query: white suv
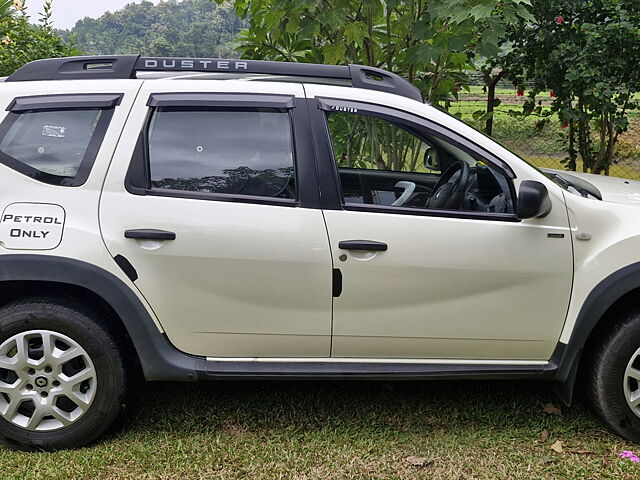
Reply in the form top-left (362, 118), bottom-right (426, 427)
top-left (1, 55), bottom-right (640, 450)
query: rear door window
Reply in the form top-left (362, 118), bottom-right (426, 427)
top-left (147, 107), bottom-right (296, 200)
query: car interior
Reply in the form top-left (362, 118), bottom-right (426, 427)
top-left (328, 112), bottom-right (515, 214)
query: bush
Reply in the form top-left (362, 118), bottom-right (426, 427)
top-left (0, 1), bottom-right (78, 77)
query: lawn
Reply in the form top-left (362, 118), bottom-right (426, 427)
top-left (1, 380), bottom-right (639, 479)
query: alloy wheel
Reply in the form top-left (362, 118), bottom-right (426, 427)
top-left (0, 330), bottom-right (97, 431)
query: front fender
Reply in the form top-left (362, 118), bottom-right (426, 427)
top-left (552, 261), bottom-right (640, 403)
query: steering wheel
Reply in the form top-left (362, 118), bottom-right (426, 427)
top-left (425, 160), bottom-right (470, 209)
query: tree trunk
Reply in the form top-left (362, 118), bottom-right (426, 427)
top-left (483, 70), bottom-right (504, 137)
top-left (567, 121), bottom-right (577, 171)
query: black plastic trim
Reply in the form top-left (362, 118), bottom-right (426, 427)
top-left (143, 188), bottom-right (300, 207)
top-left (332, 268), bottom-right (342, 297)
top-left (338, 240), bottom-right (388, 251)
top-left (305, 98), bottom-right (343, 210)
top-left (113, 254), bottom-right (138, 282)
top-left (551, 171), bottom-right (603, 201)
top-left (6, 55), bottom-right (140, 82)
top-left (124, 131), bottom-right (149, 195)
top-left (349, 65), bottom-right (423, 102)
top-left (147, 92), bottom-right (294, 109)
top-left (7, 93), bottom-right (123, 112)
top-left (517, 180), bottom-right (552, 219)
top-left (293, 97), bottom-right (323, 209)
top-left (124, 229), bottom-right (176, 241)
top-left (5, 55), bottom-right (139, 82)
top-left (342, 203), bottom-right (520, 222)
top-left (552, 262), bottom-right (640, 389)
top-left (199, 361), bottom-right (556, 380)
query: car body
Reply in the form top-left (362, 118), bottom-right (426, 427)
top-left (1, 55), bottom-right (640, 449)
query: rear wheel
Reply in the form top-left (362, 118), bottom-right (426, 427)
top-left (0, 298), bottom-right (128, 450)
top-left (589, 309), bottom-right (640, 443)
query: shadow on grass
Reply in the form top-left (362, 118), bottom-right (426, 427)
top-left (115, 379), bottom-right (601, 442)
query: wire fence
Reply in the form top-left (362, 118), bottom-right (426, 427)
top-left (449, 84), bottom-right (640, 180)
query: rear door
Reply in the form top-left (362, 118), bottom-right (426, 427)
top-left (100, 81), bottom-right (333, 357)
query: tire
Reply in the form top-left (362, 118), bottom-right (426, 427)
top-left (589, 308), bottom-right (640, 443)
top-left (0, 297), bottom-right (128, 451)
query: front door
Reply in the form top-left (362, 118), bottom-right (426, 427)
top-left (313, 95), bottom-right (573, 360)
top-left (100, 83), bottom-right (332, 358)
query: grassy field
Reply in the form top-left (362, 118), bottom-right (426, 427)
top-left (1, 380), bottom-right (639, 479)
top-left (462, 86), bottom-right (640, 102)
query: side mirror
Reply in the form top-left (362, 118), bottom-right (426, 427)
top-left (423, 147), bottom-right (440, 172)
top-left (517, 180), bottom-right (552, 219)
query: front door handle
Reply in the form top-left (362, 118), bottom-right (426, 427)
top-left (338, 240), bottom-right (388, 251)
top-left (124, 229), bottom-right (176, 241)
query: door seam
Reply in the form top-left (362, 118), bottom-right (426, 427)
top-left (320, 209), bottom-right (336, 357)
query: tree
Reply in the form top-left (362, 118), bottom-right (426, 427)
top-left (474, 57), bottom-right (506, 136)
top-left (66, 0), bottom-right (245, 58)
top-left (505, 0), bottom-right (640, 175)
top-left (213, 0), bottom-right (534, 174)
top-left (0, 0), bottom-right (16, 20)
top-left (0, 1), bottom-right (78, 77)
top-left (216, 0), bottom-right (535, 105)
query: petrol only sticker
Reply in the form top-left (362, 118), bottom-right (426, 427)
top-left (0, 203), bottom-right (65, 250)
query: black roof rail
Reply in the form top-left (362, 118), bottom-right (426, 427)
top-left (6, 55), bottom-right (424, 103)
top-left (6, 55), bottom-right (140, 82)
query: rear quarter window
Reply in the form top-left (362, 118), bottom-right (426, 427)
top-left (0, 103), bottom-right (115, 187)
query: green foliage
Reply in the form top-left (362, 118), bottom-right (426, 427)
top-left (0, 0), bottom-right (16, 20)
top-left (0, 1), bottom-right (77, 77)
top-left (216, 0), bottom-right (535, 105)
top-left (505, 0), bottom-right (640, 174)
top-left (65, 0), bottom-right (246, 57)
top-left (328, 113), bottom-right (426, 172)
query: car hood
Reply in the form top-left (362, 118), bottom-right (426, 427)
top-left (547, 169), bottom-right (640, 205)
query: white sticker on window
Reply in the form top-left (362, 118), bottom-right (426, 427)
top-left (41, 125), bottom-right (67, 138)
top-left (0, 203), bottom-right (65, 250)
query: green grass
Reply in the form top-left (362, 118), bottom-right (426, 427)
top-left (463, 86), bottom-right (640, 101)
top-left (1, 380), bottom-right (639, 479)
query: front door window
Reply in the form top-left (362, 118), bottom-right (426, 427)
top-left (326, 111), bottom-right (514, 214)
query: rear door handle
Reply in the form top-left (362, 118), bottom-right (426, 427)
top-left (338, 240), bottom-right (388, 251)
top-left (124, 229), bottom-right (176, 241)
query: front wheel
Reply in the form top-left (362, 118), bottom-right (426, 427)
top-left (589, 309), bottom-right (640, 443)
top-left (0, 298), bottom-right (128, 450)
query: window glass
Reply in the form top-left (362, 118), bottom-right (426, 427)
top-left (326, 112), bottom-right (514, 214)
top-left (148, 108), bottom-right (296, 199)
top-left (0, 109), bottom-right (103, 184)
